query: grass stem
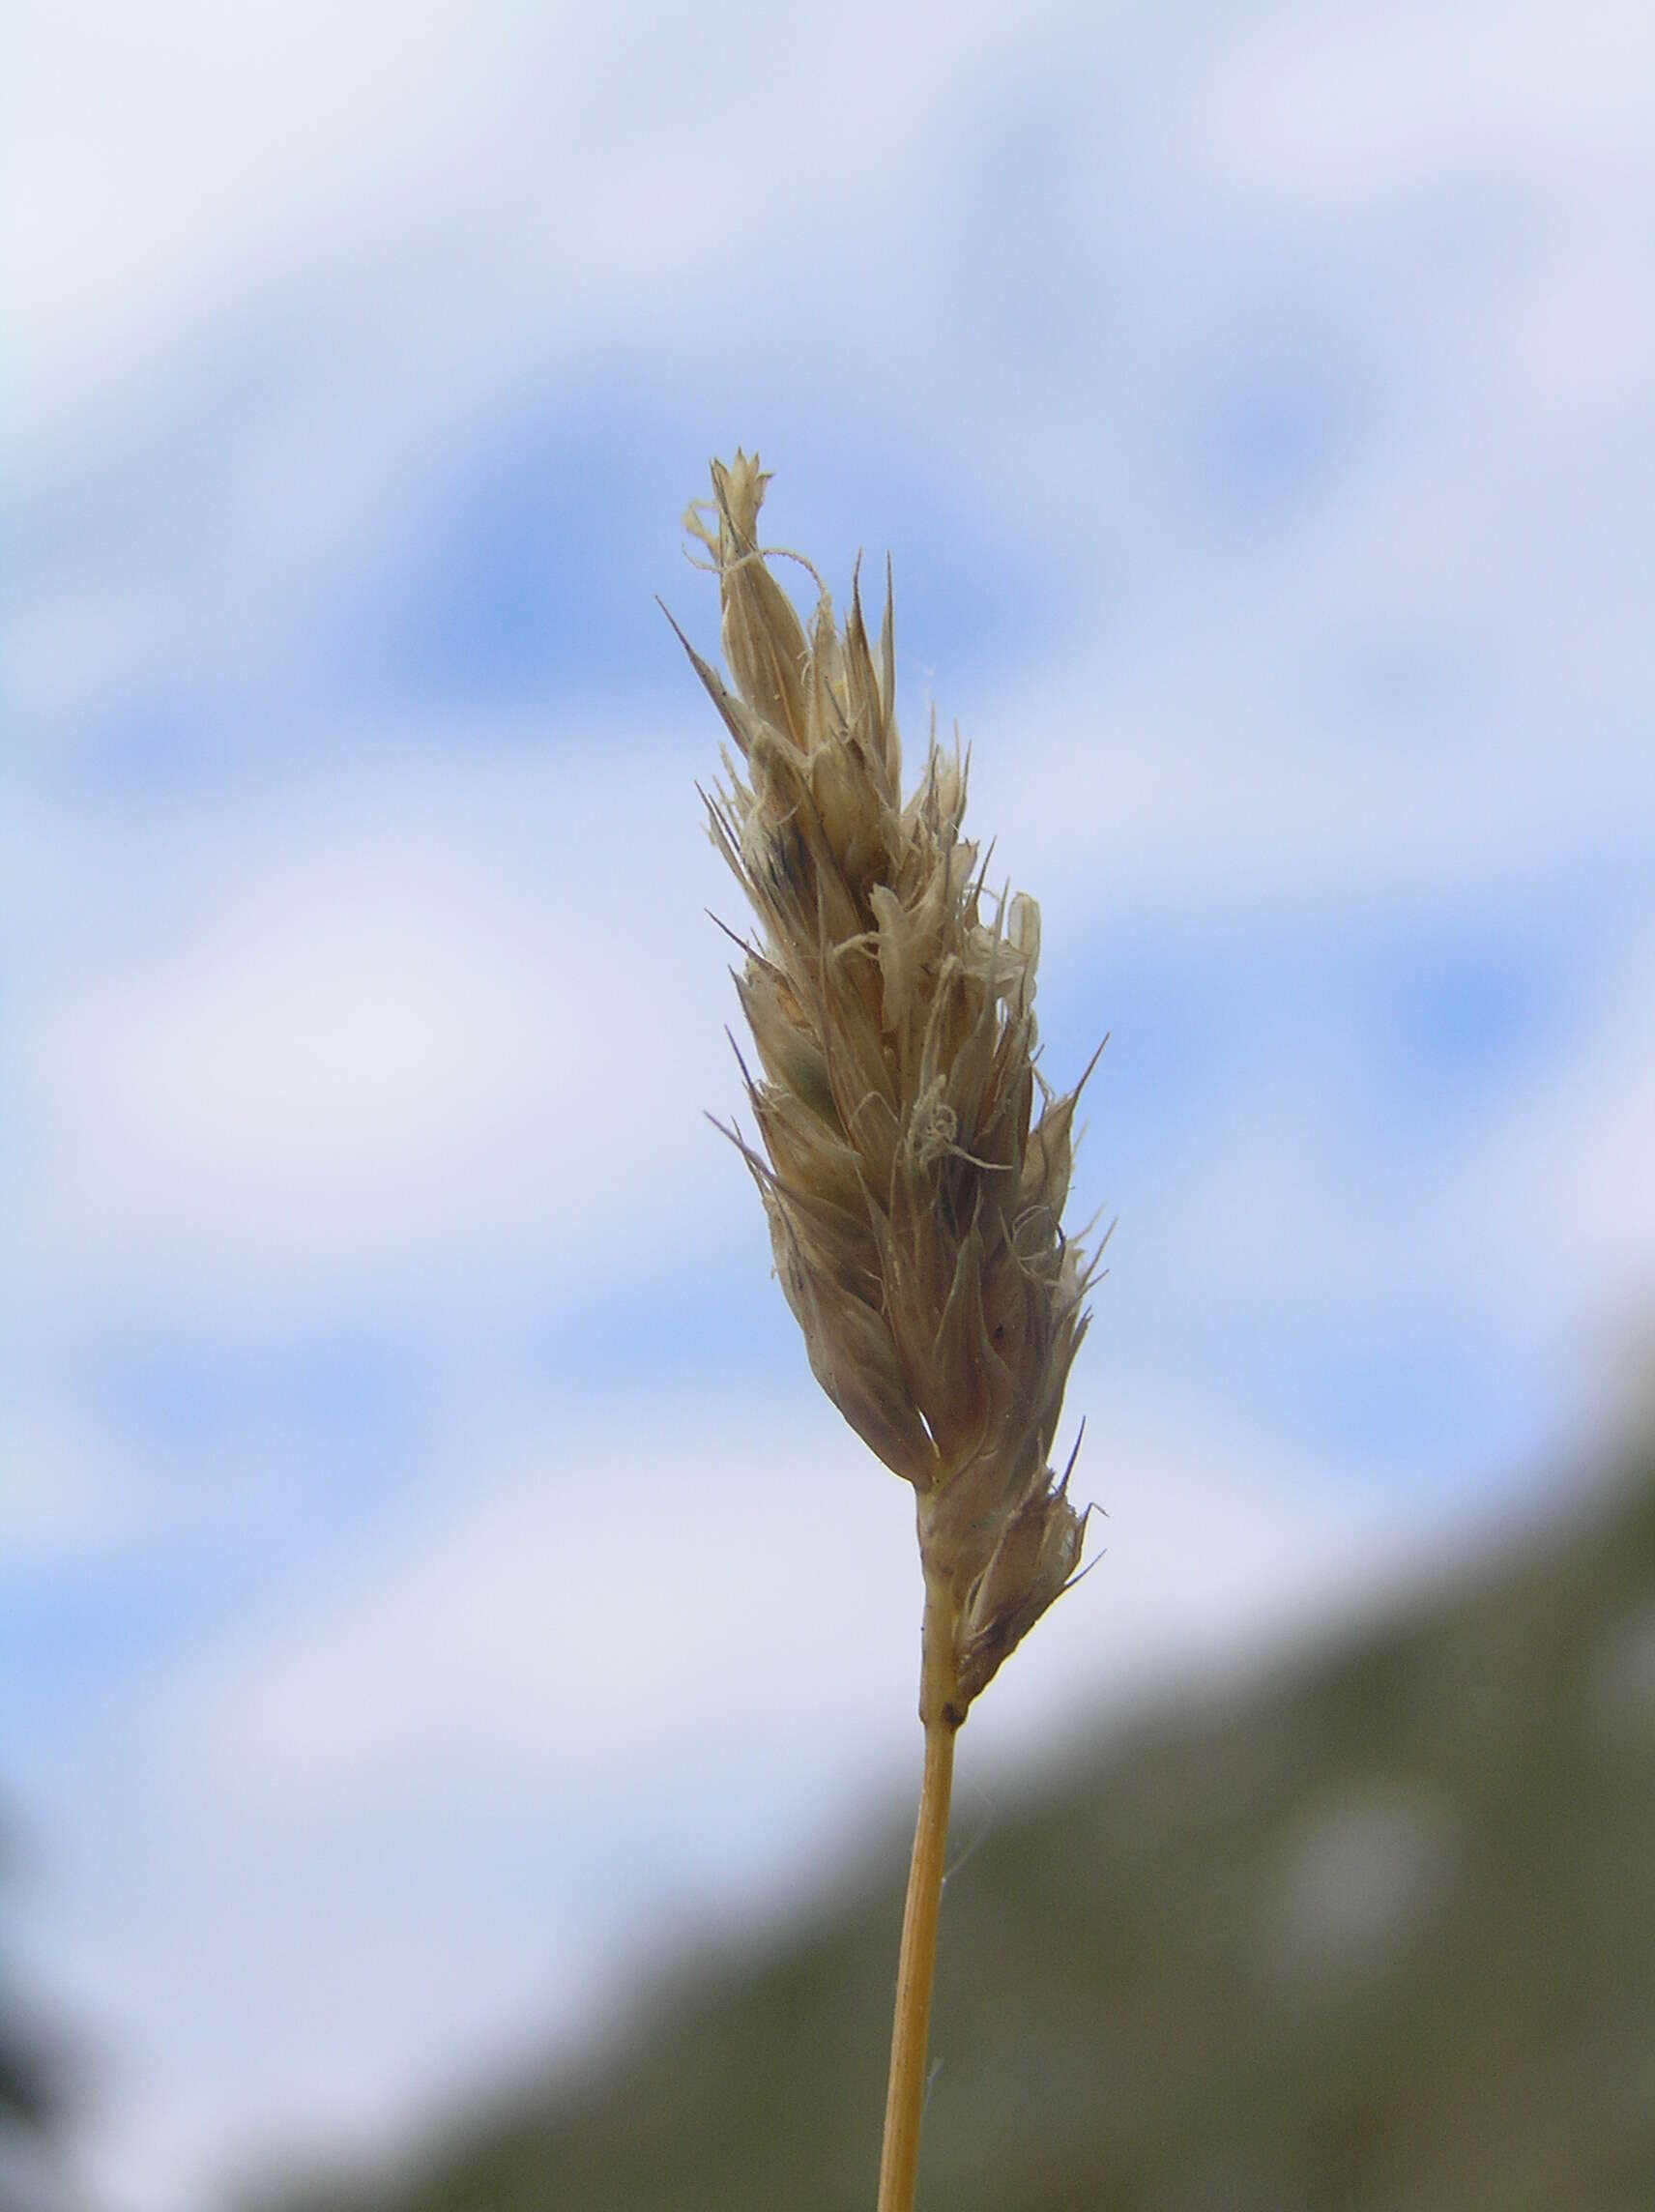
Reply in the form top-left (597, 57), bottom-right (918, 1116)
top-left (876, 1710), bottom-right (957, 2212)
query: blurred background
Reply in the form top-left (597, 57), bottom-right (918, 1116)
top-left (5, 2), bottom-right (1653, 2207)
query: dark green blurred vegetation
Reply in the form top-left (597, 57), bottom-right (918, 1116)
top-left (2, 1818), bottom-right (75, 2212)
top-left (253, 1435), bottom-right (1655, 2212)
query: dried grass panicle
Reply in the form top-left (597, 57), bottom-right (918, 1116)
top-left (680, 451), bottom-right (1100, 1725)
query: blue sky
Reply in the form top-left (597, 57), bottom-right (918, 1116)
top-left (6, 2), bottom-right (1654, 2205)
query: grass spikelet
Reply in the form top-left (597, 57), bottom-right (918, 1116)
top-left (675, 451), bottom-right (1103, 2211)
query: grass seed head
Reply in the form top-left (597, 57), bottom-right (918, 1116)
top-left (681, 451), bottom-right (1099, 1722)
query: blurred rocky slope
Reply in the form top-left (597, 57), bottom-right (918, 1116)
top-left (250, 1432), bottom-right (1655, 2212)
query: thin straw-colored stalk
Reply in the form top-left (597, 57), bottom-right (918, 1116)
top-left (878, 1724), bottom-right (955, 2212)
top-left (877, 1577), bottom-right (959, 2212)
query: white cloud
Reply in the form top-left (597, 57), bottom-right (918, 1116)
top-left (1183, 0), bottom-right (1654, 220)
top-left (184, 1393), bottom-right (918, 1810)
top-left (11, 732), bottom-right (746, 1322)
top-left (1448, 917), bottom-right (1655, 1325)
top-left (6, 0), bottom-right (1023, 531)
top-left (6, 0), bottom-right (570, 458)
top-left (0, 1403), bottom-right (132, 1560)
